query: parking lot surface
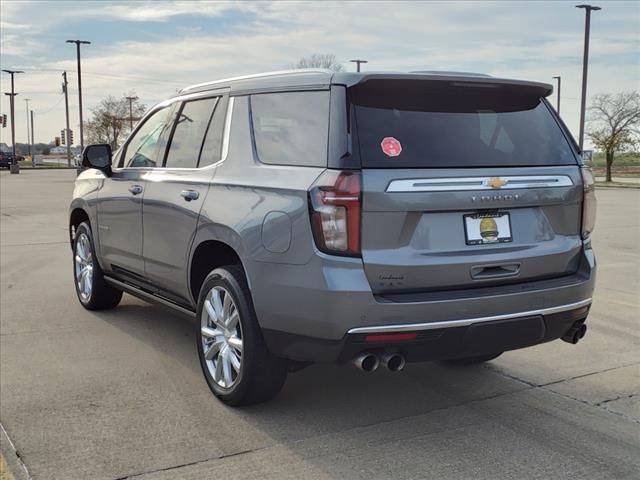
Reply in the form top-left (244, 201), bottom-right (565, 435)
top-left (1, 169), bottom-right (639, 480)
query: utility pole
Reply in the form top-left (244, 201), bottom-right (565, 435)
top-left (62, 71), bottom-right (72, 167)
top-left (66, 39), bottom-right (91, 151)
top-left (1, 69), bottom-right (24, 159)
top-left (30, 110), bottom-right (34, 149)
top-left (125, 96), bottom-right (138, 130)
top-left (576, 4), bottom-right (601, 149)
top-left (30, 110), bottom-right (35, 166)
top-left (349, 59), bottom-right (368, 72)
top-left (24, 98), bottom-right (31, 156)
top-left (552, 76), bottom-right (561, 115)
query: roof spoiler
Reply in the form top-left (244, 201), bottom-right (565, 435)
top-left (339, 73), bottom-right (553, 98)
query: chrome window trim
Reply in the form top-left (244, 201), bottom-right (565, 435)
top-left (114, 97), bottom-right (234, 173)
top-left (386, 175), bottom-right (574, 193)
top-left (347, 298), bottom-right (592, 334)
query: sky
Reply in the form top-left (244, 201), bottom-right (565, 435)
top-left (1, 0), bottom-right (638, 148)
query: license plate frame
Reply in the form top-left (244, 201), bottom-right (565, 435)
top-left (463, 212), bottom-right (513, 246)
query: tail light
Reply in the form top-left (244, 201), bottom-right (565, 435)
top-left (309, 170), bottom-right (361, 256)
top-left (581, 167), bottom-right (597, 239)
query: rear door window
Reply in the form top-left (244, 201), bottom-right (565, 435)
top-left (351, 83), bottom-right (577, 168)
top-left (250, 91), bottom-right (329, 167)
top-left (199, 96), bottom-right (228, 167)
top-left (165, 98), bottom-right (217, 169)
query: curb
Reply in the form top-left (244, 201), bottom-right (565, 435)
top-left (0, 424), bottom-right (31, 480)
top-left (595, 183), bottom-right (640, 190)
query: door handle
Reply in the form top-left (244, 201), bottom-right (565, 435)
top-left (128, 184), bottom-right (143, 195)
top-left (180, 189), bottom-right (200, 201)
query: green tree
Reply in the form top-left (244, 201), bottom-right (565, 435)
top-left (587, 92), bottom-right (640, 182)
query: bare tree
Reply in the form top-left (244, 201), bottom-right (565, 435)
top-left (587, 92), bottom-right (640, 182)
top-left (295, 53), bottom-right (343, 72)
top-left (85, 94), bottom-right (146, 150)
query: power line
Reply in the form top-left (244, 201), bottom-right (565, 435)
top-left (33, 96), bottom-right (64, 114)
top-left (9, 66), bottom-right (183, 87)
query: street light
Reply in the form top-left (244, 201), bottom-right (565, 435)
top-left (552, 76), bottom-right (561, 115)
top-left (576, 4), bottom-right (601, 149)
top-left (24, 98), bottom-right (31, 156)
top-left (1, 69), bottom-right (24, 159)
top-left (66, 39), bottom-right (91, 150)
top-left (349, 59), bottom-right (368, 72)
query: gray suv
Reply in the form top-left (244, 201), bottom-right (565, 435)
top-left (70, 70), bottom-right (596, 405)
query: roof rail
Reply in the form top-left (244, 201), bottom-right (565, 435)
top-left (180, 69), bottom-right (334, 93)
top-left (409, 70), bottom-right (492, 77)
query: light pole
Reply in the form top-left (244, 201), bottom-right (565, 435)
top-left (125, 96), bottom-right (138, 130)
top-left (24, 98), bottom-right (31, 156)
top-left (349, 59), bottom-right (368, 72)
top-left (62, 71), bottom-right (72, 167)
top-left (66, 39), bottom-right (91, 151)
top-left (552, 76), bottom-right (561, 115)
top-left (576, 4), bottom-right (601, 149)
top-left (1, 69), bottom-right (24, 159)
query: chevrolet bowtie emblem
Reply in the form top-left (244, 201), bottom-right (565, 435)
top-left (487, 177), bottom-right (507, 189)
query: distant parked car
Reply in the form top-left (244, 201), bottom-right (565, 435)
top-left (0, 151), bottom-right (15, 168)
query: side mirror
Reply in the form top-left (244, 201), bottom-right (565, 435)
top-left (82, 144), bottom-right (113, 175)
top-left (581, 149), bottom-right (594, 167)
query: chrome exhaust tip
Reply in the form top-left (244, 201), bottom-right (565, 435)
top-left (353, 353), bottom-right (380, 372)
top-left (381, 353), bottom-right (406, 372)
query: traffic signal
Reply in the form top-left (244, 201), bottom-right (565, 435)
top-left (1, 114), bottom-right (6, 128)
top-left (61, 129), bottom-right (66, 145)
top-left (69, 129), bottom-right (74, 145)
top-left (55, 137), bottom-right (60, 147)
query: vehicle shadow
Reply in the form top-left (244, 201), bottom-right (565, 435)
top-left (94, 296), bottom-right (529, 445)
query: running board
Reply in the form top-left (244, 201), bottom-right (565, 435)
top-left (104, 276), bottom-right (196, 319)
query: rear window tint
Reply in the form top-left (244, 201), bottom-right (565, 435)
top-left (250, 91), bottom-right (329, 167)
top-left (351, 84), bottom-right (577, 168)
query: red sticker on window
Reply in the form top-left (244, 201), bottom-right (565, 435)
top-left (381, 137), bottom-right (402, 157)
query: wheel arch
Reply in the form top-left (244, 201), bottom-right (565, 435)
top-left (189, 238), bottom-right (248, 306)
top-left (69, 205), bottom-right (90, 247)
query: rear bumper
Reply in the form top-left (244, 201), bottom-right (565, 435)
top-left (250, 248), bottom-right (596, 362)
top-left (262, 301), bottom-right (591, 363)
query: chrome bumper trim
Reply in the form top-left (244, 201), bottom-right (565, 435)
top-left (347, 298), bottom-right (592, 335)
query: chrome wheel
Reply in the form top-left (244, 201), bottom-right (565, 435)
top-left (201, 286), bottom-right (243, 388)
top-left (74, 232), bottom-right (94, 302)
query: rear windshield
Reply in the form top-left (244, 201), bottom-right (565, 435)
top-left (351, 82), bottom-right (577, 168)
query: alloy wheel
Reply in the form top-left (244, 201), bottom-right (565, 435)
top-left (201, 286), bottom-right (243, 388)
top-left (74, 232), bottom-right (94, 302)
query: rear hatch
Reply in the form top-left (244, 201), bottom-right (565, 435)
top-left (350, 78), bottom-right (583, 294)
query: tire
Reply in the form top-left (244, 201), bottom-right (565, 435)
top-left (73, 222), bottom-right (122, 310)
top-left (442, 352), bottom-right (503, 366)
top-left (196, 265), bottom-right (287, 406)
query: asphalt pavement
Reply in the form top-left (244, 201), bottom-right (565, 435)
top-left (1, 169), bottom-right (638, 480)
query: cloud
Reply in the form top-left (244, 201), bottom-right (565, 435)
top-left (0, 0), bottom-right (637, 145)
top-left (75, 1), bottom-right (257, 22)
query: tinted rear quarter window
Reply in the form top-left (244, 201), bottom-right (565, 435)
top-left (250, 91), bottom-right (329, 167)
top-left (351, 83), bottom-right (577, 168)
